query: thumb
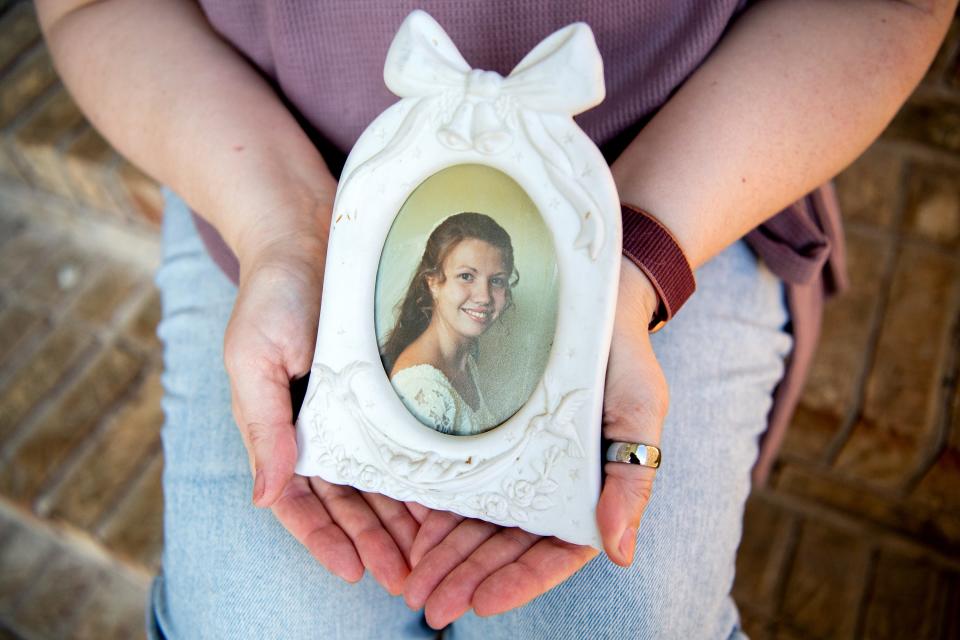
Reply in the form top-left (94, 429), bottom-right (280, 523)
top-left (225, 342), bottom-right (300, 508)
top-left (596, 307), bottom-right (668, 566)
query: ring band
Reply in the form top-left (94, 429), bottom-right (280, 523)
top-left (605, 442), bottom-right (661, 468)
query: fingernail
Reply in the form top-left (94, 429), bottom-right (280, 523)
top-left (618, 527), bottom-right (636, 563)
top-left (252, 468), bottom-right (265, 505)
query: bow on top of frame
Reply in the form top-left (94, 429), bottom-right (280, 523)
top-left (337, 10), bottom-right (609, 259)
top-left (384, 10), bottom-right (605, 154)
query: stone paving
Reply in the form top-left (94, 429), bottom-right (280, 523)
top-left (0, 1), bottom-right (958, 638)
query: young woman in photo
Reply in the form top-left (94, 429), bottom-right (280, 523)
top-left (380, 212), bottom-right (517, 436)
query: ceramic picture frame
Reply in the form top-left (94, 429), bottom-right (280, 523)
top-left (295, 10), bottom-right (621, 547)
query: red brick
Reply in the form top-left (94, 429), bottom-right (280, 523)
top-left (781, 521), bottom-right (871, 639)
top-left (0, 45), bottom-right (57, 128)
top-left (0, 324), bottom-right (91, 444)
top-left (885, 93), bottom-right (960, 154)
top-left (7, 548), bottom-right (106, 638)
top-left (0, 3), bottom-right (40, 72)
top-left (773, 628), bottom-right (806, 640)
top-left (0, 344), bottom-right (143, 502)
top-left (944, 576), bottom-right (960, 639)
top-left (71, 570), bottom-right (147, 640)
top-left (776, 464), bottom-right (906, 530)
top-left (803, 230), bottom-right (891, 414)
top-left (123, 287), bottom-right (161, 351)
top-left (781, 230), bottom-right (892, 462)
top-left (834, 145), bottom-right (901, 228)
top-left (13, 242), bottom-right (94, 306)
top-left (117, 161), bottom-right (163, 227)
top-left (0, 303), bottom-right (47, 365)
top-left (835, 246), bottom-right (959, 487)
top-left (68, 259), bottom-right (144, 327)
top-left (9, 85), bottom-right (87, 199)
top-left (737, 610), bottom-right (772, 640)
top-left (43, 369), bottom-right (163, 529)
top-left (733, 498), bottom-right (794, 615)
top-left (910, 447), bottom-right (960, 548)
top-left (903, 163), bottom-right (960, 249)
top-left (923, 16), bottom-right (959, 88)
top-left (0, 143), bottom-right (25, 181)
top-left (951, 382), bottom-right (960, 450)
top-left (779, 404), bottom-right (841, 463)
top-left (0, 516), bottom-right (55, 605)
top-left (0, 213), bottom-right (26, 248)
top-left (861, 552), bottom-right (950, 640)
top-left (99, 452), bottom-right (163, 569)
top-left (834, 423), bottom-right (926, 489)
top-left (63, 126), bottom-right (129, 217)
top-left (0, 229), bottom-right (54, 285)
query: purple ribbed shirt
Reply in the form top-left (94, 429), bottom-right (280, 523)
top-left (192, 0), bottom-right (847, 485)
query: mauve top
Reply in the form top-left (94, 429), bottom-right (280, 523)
top-left (192, 0), bottom-right (848, 485)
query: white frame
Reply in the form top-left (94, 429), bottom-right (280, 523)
top-left (295, 10), bottom-right (620, 547)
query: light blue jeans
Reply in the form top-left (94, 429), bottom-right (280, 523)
top-left (148, 189), bottom-right (792, 639)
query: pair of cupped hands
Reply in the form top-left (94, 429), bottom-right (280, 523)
top-left (222, 193), bottom-right (667, 630)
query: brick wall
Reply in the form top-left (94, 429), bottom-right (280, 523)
top-left (0, 2), bottom-right (162, 232)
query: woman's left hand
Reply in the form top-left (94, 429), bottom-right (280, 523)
top-left (403, 259), bottom-right (667, 628)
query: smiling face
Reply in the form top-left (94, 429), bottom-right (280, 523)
top-left (427, 238), bottom-right (510, 341)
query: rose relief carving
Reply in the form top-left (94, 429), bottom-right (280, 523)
top-left (306, 361), bottom-right (587, 519)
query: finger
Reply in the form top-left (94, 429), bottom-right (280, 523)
top-left (315, 479), bottom-right (411, 595)
top-left (596, 463), bottom-right (656, 566)
top-left (270, 476), bottom-right (364, 583)
top-left (598, 391), bottom-right (662, 565)
top-left (404, 518), bottom-right (497, 613)
top-left (226, 355), bottom-right (298, 509)
top-left (472, 538), bottom-right (598, 617)
top-left (361, 491), bottom-right (421, 566)
top-left (405, 501), bottom-right (432, 526)
top-left (598, 314), bottom-right (667, 566)
top-left (409, 510), bottom-right (464, 567)
top-left (422, 528), bottom-right (538, 629)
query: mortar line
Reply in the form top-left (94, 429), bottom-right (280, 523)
top-left (0, 336), bottom-right (102, 460)
top-left (768, 511), bottom-right (802, 628)
top-left (32, 349), bottom-right (151, 517)
top-left (875, 137), bottom-right (960, 170)
top-left (0, 308), bottom-right (53, 391)
top-left (823, 157), bottom-right (911, 464)
top-left (0, 258), bottom-right (112, 438)
top-left (753, 488), bottom-right (960, 572)
top-left (0, 26), bottom-right (44, 81)
top-left (901, 282), bottom-right (960, 493)
top-left (91, 437), bottom-right (164, 540)
top-left (851, 547), bottom-right (879, 639)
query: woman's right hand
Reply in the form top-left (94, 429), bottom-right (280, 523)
top-left (222, 201), bottom-right (425, 594)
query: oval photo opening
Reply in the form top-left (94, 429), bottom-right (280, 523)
top-left (374, 164), bottom-right (559, 436)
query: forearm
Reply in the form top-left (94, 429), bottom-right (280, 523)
top-left (612, 0), bottom-right (956, 269)
top-left (36, 0), bottom-right (336, 266)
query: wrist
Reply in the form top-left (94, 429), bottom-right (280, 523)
top-left (619, 203), bottom-right (697, 332)
top-left (618, 257), bottom-right (660, 326)
top-left (229, 172), bottom-right (336, 283)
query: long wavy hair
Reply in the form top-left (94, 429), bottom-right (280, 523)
top-left (380, 212), bottom-right (518, 374)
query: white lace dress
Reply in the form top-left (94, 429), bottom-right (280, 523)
top-left (390, 357), bottom-right (496, 435)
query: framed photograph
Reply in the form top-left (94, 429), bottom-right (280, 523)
top-left (295, 10), bottom-right (621, 547)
